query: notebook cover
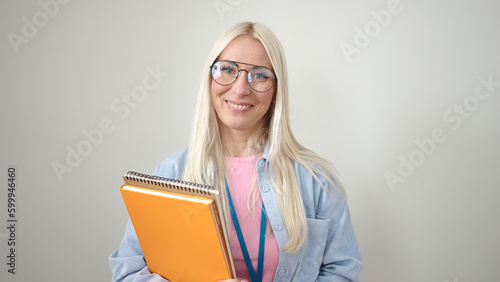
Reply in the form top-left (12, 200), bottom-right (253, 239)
top-left (121, 182), bottom-right (234, 282)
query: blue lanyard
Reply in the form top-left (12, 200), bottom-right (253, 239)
top-left (225, 179), bottom-right (267, 282)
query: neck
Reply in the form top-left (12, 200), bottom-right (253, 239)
top-left (219, 124), bottom-right (262, 157)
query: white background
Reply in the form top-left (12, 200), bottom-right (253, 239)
top-left (1, 0), bottom-right (499, 281)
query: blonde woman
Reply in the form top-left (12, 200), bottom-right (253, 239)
top-left (110, 22), bottom-right (363, 281)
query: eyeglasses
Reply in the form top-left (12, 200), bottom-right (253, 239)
top-left (210, 60), bottom-right (277, 93)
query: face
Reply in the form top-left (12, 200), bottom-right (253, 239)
top-left (211, 35), bottom-right (275, 138)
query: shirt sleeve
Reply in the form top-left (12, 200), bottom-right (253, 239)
top-left (108, 219), bottom-right (170, 282)
top-left (315, 180), bottom-right (363, 281)
top-left (293, 160), bottom-right (363, 281)
top-left (108, 149), bottom-right (188, 282)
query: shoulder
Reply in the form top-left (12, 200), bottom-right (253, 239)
top-left (294, 160), bottom-right (341, 193)
top-left (153, 147), bottom-right (189, 179)
top-left (293, 159), bottom-right (346, 217)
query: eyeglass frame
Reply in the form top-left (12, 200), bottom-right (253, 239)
top-left (209, 60), bottom-right (278, 93)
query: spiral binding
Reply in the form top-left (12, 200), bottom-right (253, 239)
top-left (123, 171), bottom-right (216, 196)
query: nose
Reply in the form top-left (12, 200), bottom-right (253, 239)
top-left (231, 69), bottom-right (251, 96)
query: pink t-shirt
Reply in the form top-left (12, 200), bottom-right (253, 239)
top-left (225, 154), bottom-right (280, 281)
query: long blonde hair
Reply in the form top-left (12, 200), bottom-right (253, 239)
top-left (183, 22), bottom-right (345, 253)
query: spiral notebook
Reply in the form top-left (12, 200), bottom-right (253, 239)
top-left (120, 171), bottom-right (235, 282)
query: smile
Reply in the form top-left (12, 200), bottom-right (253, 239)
top-left (226, 100), bottom-right (253, 109)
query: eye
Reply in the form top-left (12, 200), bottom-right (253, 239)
top-left (249, 66), bottom-right (274, 82)
top-left (218, 61), bottom-right (238, 75)
top-left (221, 65), bottom-right (236, 75)
top-left (251, 72), bottom-right (270, 80)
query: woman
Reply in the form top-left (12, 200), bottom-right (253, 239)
top-left (110, 22), bottom-right (363, 281)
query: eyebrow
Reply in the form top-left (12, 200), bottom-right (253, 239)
top-left (221, 60), bottom-right (272, 70)
top-left (230, 60), bottom-right (261, 67)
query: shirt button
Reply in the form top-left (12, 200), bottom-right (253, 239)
top-left (278, 269), bottom-right (285, 276)
top-left (275, 223), bottom-right (283, 230)
top-left (258, 160), bottom-right (265, 167)
top-left (262, 185), bottom-right (269, 192)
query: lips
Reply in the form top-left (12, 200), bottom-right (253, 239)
top-left (226, 100), bottom-right (253, 110)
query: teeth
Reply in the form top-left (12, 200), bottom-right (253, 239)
top-left (227, 101), bottom-right (252, 109)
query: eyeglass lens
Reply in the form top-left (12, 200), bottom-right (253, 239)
top-left (211, 60), bottom-right (275, 92)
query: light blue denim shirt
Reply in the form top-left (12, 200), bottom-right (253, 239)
top-left (109, 146), bottom-right (363, 281)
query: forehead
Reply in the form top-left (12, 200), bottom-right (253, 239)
top-left (218, 35), bottom-right (273, 70)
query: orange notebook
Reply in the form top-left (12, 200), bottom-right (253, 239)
top-left (120, 171), bottom-right (235, 282)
